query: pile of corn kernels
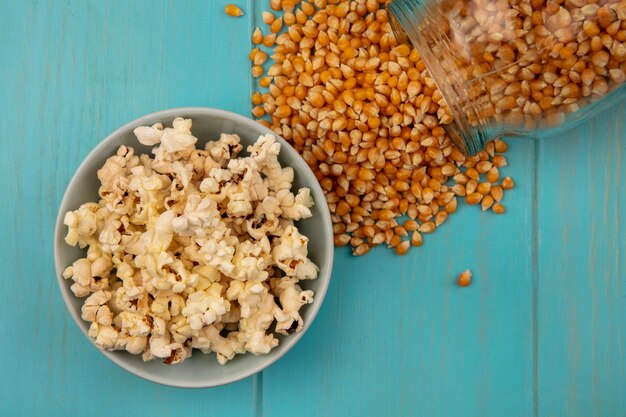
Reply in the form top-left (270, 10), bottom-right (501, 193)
top-left (248, 0), bottom-right (515, 255)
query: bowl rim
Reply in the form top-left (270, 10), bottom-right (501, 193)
top-left (54, 107), bottom-right (334, 388)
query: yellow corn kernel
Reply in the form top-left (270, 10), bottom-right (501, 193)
top-left (224, 4), bottom-right (244, 17)
top-left (457, 270), bottom-right (472, 287)
top-left (259, 77), bottom-right (272, 88)
top-left (252, 27), bottom-right (262, 44)
top-left (492, 203), bottom-right (506, 214)
top-left (501, 177), bottom-right (515, 190)
top-left (251, 65), bottom-right (263, 78)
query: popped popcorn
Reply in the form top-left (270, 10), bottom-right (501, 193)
top-left (63, 117), bottom-right (319, 365)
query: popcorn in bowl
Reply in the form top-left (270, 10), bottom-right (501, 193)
top-left (62, 117), bottom-right (319, 365)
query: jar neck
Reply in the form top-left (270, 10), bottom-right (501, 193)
top-left (388, 0), bottom-right (494, 155)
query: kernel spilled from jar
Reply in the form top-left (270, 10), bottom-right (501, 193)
top-left (248, 0), bottom-right (515, 255)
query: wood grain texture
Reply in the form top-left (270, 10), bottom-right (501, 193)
top-left (2, 0), bottom-right (626, 416)
top-left (261, 138), bottom-right (536, 417)
top-left (253, 1), bottom-right (536, 415)
top-left (537, 105), bottom-right (626, 417)
top-left (0, 1), bottom-right (255, 415)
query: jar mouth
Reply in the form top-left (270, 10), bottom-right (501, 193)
top-left (387, 0), bottom-right (488, 155)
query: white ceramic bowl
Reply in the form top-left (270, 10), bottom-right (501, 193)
top-left (54, 108), bottom-right (334, 388)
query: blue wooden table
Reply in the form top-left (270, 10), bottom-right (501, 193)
top-left (1, 1), bottom-right (625, 416)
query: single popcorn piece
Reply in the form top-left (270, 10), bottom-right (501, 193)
top-left (230, 237), bottom-right (273, 281)
top-left (115, 287), bottom-right (150, 313)
top-left (226, 183), bottom-right (254, 217)
top-left (141, 210), bottom-right (176, 253)
top-left (196, 235), bottom-right (238, 276)
top-left (63, 257), bottom-right (110, 297)
top-left (169, 315), bottom-right (196, 343)
top-left (147, 329), bottom-right (174, 358)
top-left (226, 280), bottom-right (267, 319)
top-left (63, 203), bottom-right (100, 248)
top-left (144, 315), bottom-right (193, 364)
top-left (272, 225), bottom-right (319, 280)
top-left (172, 194), bottom-right (221, 237)
top-left (271, 278), bottom-right (314, 335)
top-left (118, 311), bottom-right (152, 337)
top-left (246, 196), bottom-right (283, 240)
top-left (123, 335), bottom-right (149, 355)
top-left (88, 322), bottom-right (122, 350)
top-left (63, 117), bottom-right (319, 364)
top-left (98, 216), bottom-right (123, 253)
top-left (81, 290), bottom-right (112, 325)
top-left (170, 161), bottom-right (194, 190)
top-left (268, 166), bottom-right (294, 192)
top-left (237, 292), bottom-right (279, 355)
top-left (191, 325), bottom-right (245, 364)
top-left (97, 152), bottom-right (128, 196)
top-left (205, 133), bottom-right (243, 165)
top-left (182, 283), bottom-right (230, 330)
top-left (133, 122), bottom-right (163, 146)
top-left (160, 117), bottom-right (198, 154)
top-left (149, 291), bottom-right (187, 321)
top-left (247, 134), bottom-right (281, 168)
top-left (276, 188), bottom-right (315, 220)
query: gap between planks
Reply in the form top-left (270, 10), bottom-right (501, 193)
top-left (532, 138), bottom-right (540, 417)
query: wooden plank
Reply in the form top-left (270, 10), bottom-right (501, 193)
top-left (537, 105), bottom-right (626, 417)
top-left (261, 138), bottom-right (536, 416)
top-left (0, 1), bottom-right (257, 415)
top-left (252, 1), bottom-right (536, 414)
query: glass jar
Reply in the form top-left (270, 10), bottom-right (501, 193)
top-left (387, 0), bottom-right (626, 154)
